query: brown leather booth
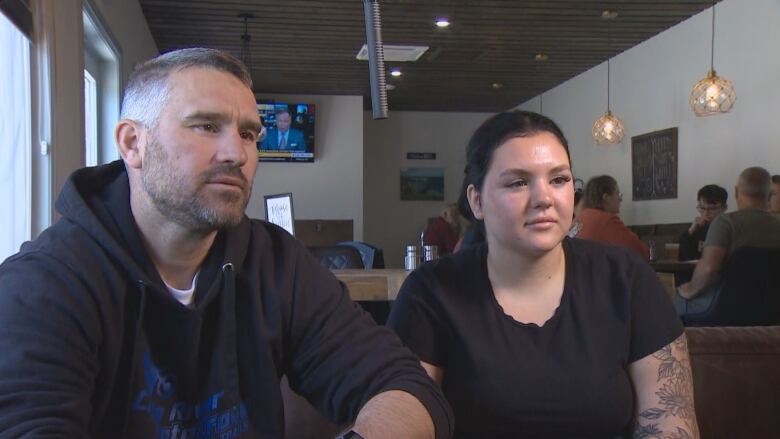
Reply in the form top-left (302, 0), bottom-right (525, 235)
top-left (281, 326), bottom-right (780, 438)
top-left (686, 326), bottom-right (780, 439)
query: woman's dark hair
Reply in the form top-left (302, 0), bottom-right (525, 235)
top-left (583, 175), bottom-right (618, 211)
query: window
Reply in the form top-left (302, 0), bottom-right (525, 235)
top-left (83, 2), bottom-right (120, 165)
top-left (0, 11), bottom-right (32, 261)
top-left (84, 69), bottom-right (98, 166)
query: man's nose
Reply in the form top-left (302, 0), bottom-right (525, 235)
top-left (217, 128), bottom-right (248, 165)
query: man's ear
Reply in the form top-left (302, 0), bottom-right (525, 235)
top-left (467, 184), bottom-right (484, 221)
top-left (116, 119), bottom-right (144, 169)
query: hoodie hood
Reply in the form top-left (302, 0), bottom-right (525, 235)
top-left (55, 160), bottom-right (250, 307)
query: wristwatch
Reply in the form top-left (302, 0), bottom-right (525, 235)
top-left (336, 431), bottom-right (365, 439)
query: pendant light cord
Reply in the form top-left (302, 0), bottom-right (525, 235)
top-left (710, 1), bottom-right (716, 71)
top-left (607, 26), bottom-right (612, 112)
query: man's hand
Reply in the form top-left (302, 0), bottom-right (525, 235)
top-left (688, 215), bottom-right (707, 235)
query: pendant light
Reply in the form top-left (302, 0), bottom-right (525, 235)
top-left (238, 12), bottom-right (254, 71)
top-left (690, 1), bottom-right (735, 116)
top-left (592, 11), bottom-right (624, 145)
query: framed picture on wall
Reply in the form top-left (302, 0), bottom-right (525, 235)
top-left (264, 193), bottom-right (296, 236)
top-left (400, 167), bottom-right (445, 201)
top-left (631, 127), bottom-right (678, 201)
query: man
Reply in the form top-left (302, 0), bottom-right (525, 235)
top-left (0, 48), bottom-right (452, 438)
top-left (675, 167), bottom-right (780, 315)
top-left (678, 184), bottom-right (728, 261)
top-left (770, 175), bottom-right (780, 214)
top-left (260, 108), bottom-right (307, 151)
top-left (423, 203), bottom-right (461, 255)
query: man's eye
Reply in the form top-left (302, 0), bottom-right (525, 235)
top-left (508, 180), bottom-right (527, 188)
top-left (197, 123), bottom-right (218, 133)
top-left (241, 131), bottom-right (257, 142)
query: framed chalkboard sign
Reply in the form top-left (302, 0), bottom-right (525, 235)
top-left (264, 193), bottom-right (295, 236)
top-left (631, 128), bottom-right (678, 201)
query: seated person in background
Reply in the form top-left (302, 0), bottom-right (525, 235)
top-left (260, 108), bottom-right (307, 151)
top-left (0, 48), bottom-right (452, 438)
top-left (770, 175), bottom-right (780, 214)
top-left (678, 184), bottom-right (728, 261)
top-left (388, 110), bottom-right (698, 438)
top-left (423, 203), bottom-right (461, 255)
top-left (675, 167), bottom-right (780, 315)
top-left (573, 175), bottom-right (649, 259)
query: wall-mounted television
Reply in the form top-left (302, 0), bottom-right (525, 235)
top-left (256, 101), bottom-right (315, 163)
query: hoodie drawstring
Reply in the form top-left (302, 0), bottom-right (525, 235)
top-left (221, 263), bottom-right (241, 401)
top-left (120, 280), bottom-right (148, 437)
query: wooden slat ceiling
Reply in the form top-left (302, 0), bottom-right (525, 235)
top-left (139, 0), bottom-right (719, 112)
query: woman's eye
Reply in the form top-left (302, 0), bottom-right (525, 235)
top-left (551, 176), bottom-right (571, 185)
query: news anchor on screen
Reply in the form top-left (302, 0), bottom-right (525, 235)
top-left (261, 108), bottom-right (306, 151)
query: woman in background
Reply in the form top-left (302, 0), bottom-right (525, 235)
top-left (574, 175), bottom-right (649, 258)
top-left (388, 111), bottom-right (698, 438)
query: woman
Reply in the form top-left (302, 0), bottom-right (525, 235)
top-left (574, 175), bottom-right (649, 259)
top-left (388, 111), bottom-right (698, 438)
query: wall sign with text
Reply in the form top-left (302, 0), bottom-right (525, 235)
top-left (631, 127), bottom-right (678, 201)
top-left (264, 193), bottom-right (296, 236)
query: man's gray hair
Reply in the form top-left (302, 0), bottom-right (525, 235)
top-left (120, 48), bottom-right (253, 127)
top-left (737, 166), bottom-right (771, 200)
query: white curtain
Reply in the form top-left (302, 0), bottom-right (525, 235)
top-left (0, 12), bottom-right (31, 262)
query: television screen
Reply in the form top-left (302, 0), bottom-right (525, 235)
top-left (256, 101), bottom-right (315, 162)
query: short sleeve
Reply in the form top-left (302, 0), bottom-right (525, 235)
top-left (627, 256), bottom-right (684, 362)
top-left (704, 214), bottom-right (732, 250)
top-left (387, 269), bottom-right (448, 367)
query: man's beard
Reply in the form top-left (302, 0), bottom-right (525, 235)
top-left (140, 136), bottom-right (252, 232)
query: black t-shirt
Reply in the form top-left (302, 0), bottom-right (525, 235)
top-left (387, 237), bottom-right (683, 439)
top-left (678, 223), bottom-right (709, 261)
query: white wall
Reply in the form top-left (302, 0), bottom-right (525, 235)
top-left (41, 0), bottom-right (156, 231)
top-left (518, 0), bottom-right (780, 225)
top-left (246, 94), bottom-right (365, 240)
top-left (364, 111), bottom-right (492, 268)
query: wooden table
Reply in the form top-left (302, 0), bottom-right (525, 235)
top-left (650, 260), bottom-right (697, 274)
top-left (332, 269), bottom-right (410, 301)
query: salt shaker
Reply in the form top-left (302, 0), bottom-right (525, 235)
top-left (423, 245), bottom-right (439, 262)
top-left (404, 245), bottom-right (419, 270)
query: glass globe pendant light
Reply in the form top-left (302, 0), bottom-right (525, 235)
top-left (690, 2), bottom-right (735, 116)
top-left (593, 11), bottom-right (624, 145)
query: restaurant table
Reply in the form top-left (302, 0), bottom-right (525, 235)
top-left (332, 269), bottom-right (410, 301)
top-left (651, 259), bottom-right (697, 294)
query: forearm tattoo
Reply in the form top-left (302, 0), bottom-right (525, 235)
top-left (633, 335), bottom-right (699, 439)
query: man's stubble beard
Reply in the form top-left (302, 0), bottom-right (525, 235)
top-left (140, 136), bottom-right (252, 232)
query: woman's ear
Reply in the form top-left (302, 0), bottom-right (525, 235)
top-left (116, 119), bottom-right (144, 169)
top-left (467, 184), bottom-right (484, 220)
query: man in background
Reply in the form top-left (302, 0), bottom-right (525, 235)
top-left (261, 108), bottom-right (307, 151)
top-left (675, 167), bottom-right (780, 315)
top-left (770, 175), bottom-right (780, 214)
top-left (424, 203), bottom-right (461, 256)
top-left (678, 184), bottom-right (728, 261)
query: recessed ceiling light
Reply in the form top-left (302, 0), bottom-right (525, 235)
top-left (535, 53), bottom-right (549, 61)
top-left (435, 18), bottom-right (450, 28)
top-left (491, 82), bottom-right (504, 89)
top-left (390, 68), bottom-right (402, 77)
top-left (601, 10), bottom-right (618, 19)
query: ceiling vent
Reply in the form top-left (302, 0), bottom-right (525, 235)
top-left (356, 44), bottom-right (429, 62)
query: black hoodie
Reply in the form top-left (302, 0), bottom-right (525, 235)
top-left (0, 161), bottom-right (453, 438)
